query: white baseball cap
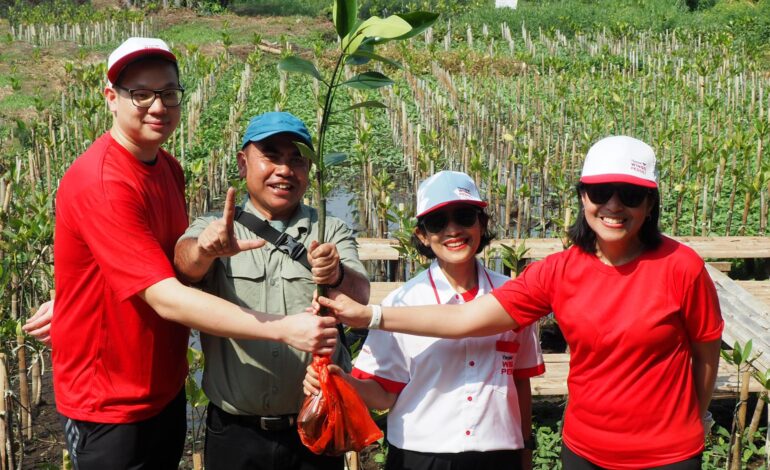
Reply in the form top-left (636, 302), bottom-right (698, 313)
top-left (580, 136), bottom-right (658, 188)
top-left (107, 37), bottom-right (177, 85)
top-left (416, 171), bottom-right (488, 217)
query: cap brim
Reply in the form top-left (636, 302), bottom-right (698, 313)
top-left (108, 49), bottom-right (177, 84)
top-left (580, 174), bottom-right (657, 188)
top-left (242, 130), bottom-right (312, 148)
top-left (417, 200), bottom-right (488, 218)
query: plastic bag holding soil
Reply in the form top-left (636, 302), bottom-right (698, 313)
top-left (298, 355), bottom-right (383, 455)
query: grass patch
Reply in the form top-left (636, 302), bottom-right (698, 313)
top-left (229, 0), bottom-right (329, 17)
top-left (161, 21), bottom-right (225, 46)
top-left (0, 92), bottom-right (35, 110)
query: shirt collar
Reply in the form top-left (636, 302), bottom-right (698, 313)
top-left (428, 259), bottom-right (492, 305)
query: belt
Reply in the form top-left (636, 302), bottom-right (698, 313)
top-left (255, 414), bottom-right (297, 432)
top-left (211, 404), bottom-right (298, 432)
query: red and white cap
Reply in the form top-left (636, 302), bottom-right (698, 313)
top-left (107, 37), bottom-right (177, 86)
top-left (580, 135), bottom-right (658, 188)
top-left (416, 171), bottom-right (488, 217)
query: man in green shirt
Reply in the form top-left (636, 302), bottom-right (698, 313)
top-left (174, 112), bottom-right (370, 470)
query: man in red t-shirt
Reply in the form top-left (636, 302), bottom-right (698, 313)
top-left (26, 37), bottom-right (339, 470)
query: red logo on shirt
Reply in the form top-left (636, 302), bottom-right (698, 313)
top-left (497, 341), bottom-right (519, 375)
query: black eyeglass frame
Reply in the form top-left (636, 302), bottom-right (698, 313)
top-left (113, 85), bottom-right (185, 108)
top-left (580, 183), bottom-right (652, 208)
top-left (419, 206), bottom-right (481, 233)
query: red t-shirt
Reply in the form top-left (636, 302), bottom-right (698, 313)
top-left (491, 237), bottom-right (723, 468)
top-left (53, 132), bottom-right (190, 423)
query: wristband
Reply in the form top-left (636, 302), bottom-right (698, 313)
top-left (368, 304), bottom-right (382, 330)
top-left (327, 264), bottom-right (345, 289)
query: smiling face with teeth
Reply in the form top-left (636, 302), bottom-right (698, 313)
top-left (237, 132), bottom-right (310, 220)
top-left (580, 185), bottom-right (653, 263)
top-left (414, 203), bottom-right (483, 269)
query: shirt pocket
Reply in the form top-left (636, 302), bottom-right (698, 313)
top-left (222, 254), bottom-right (265, 308)
top-left (279, 259), bottom-right (315, 313)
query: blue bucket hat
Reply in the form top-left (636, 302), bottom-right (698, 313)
top-left (241, 112), bottom-right (313, 149)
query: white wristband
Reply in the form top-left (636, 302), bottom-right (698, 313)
top-left (368, 304), bottom-right (383, 330)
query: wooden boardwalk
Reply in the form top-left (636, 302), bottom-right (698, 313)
top-left (530, 354), bottom-right (762, 398)
top-left (357, 236), bottom-right (770, 262)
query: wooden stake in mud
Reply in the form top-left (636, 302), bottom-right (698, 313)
top-left (30, 353), bottom-right (42, 407)
top-left (0, 353), bottom-right (7, 470)
top-left (747, 390), bottom-right (766, 441)
top-left (16, 325), bottom-right (31, 441)
top-left (730, 369), bottom-right (752, 470)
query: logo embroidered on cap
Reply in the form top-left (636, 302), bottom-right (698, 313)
top-left (630, 159), bottom-right (647, 175)
top-left (455, 187), bottom-right (473, 199)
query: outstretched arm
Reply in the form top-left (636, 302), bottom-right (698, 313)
top-left (140, 277), bottom-right (337, 354)
top-left (174, 187), bottom-right (265, 283)
top-left (303, 362), bottom-right (398, 411)
top-left (319, 292), bottom-right (519, 338)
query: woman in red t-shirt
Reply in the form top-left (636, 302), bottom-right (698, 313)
top-left (320, 136), bottom-right (723, 469)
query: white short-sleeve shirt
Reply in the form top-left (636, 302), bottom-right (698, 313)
top-left (352, 260), bottom-right (545, 453)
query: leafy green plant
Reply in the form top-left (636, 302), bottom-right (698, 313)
top-left (185, 344), bottom-right (209, 458)
top-left (492, 241), bottom-right (529, 277)
top-left (277, 0), bottom-right (437, 292)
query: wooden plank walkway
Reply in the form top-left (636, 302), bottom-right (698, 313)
top-left (357, 236), bottom-right (770, 261)
top-left (531, 354), bottom-right (762, 397)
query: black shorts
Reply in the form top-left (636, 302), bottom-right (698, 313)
top-left (60, 388), bottom-right (186, 470)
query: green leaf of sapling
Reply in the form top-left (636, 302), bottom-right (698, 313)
top-left (333, 0), bottom-right (358, 39)
top-left (294, 141), bottom-right (319, 165)
top-left (278, 56), bottom-right (323, 82)
top-left (340, 71), bottom-right (394, 90)
top-left (323, 152), bottom-right (348, 167)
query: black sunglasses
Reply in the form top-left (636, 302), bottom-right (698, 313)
top-left (583, 183), bottom-right (651, 208)
top-left (420, 206), bottom-right (480, 233)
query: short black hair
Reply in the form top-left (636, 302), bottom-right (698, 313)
top-left (568, 183), bottom-right (662, 253)
top-left (411, 207), bottom-right (495, 259)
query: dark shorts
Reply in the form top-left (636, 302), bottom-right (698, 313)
top-left (60, 388), bottom-right (186, 470)
top-left (204, 403), bottom-right (344, 470)
top-left (385, 444), bottom-right (524, 470)
top-left (561, 443), bottom-right (702, 470)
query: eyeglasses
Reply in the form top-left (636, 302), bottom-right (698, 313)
top-left (420, 206), bottom-right (480, 233)
top-left (583, 183), bottom-right (651, 208)
top-left (114, 85), bottom-right (185, 108)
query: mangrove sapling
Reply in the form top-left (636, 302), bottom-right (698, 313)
top-left (278, 0), bottom-right (437, 296)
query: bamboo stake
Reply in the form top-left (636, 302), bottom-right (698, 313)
top-left (0, 353), bottom-right (7, 470)
top-left (16, 328), bottom-right (31, 441)
top-left (730, 369), bottom-right (751, 470)
top-left (3, 353), bottom-right (14, 470)
top-left (30, 354), bottom-right (41, 407)
top-left (747, 391), bottom-right (766, 440)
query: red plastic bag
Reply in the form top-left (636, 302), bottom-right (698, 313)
top-left (298, 355), bottom-right (383, 455)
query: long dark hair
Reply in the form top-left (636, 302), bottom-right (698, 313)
top-left (568, 183), bottom-right (662, 254)
top-left (411, 207), bottom-right (495, 259)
